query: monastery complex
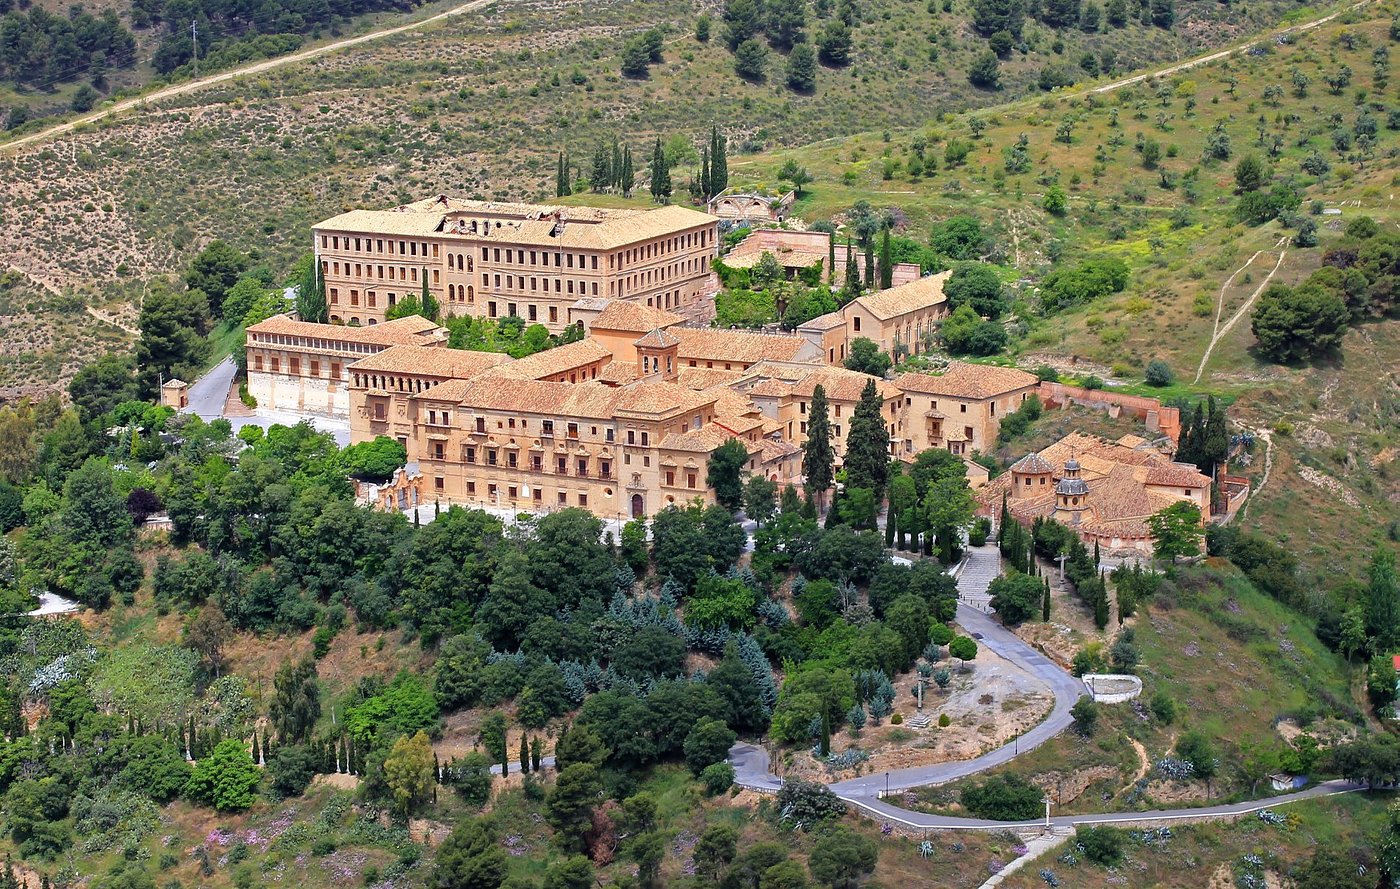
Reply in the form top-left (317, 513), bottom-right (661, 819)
top-left (243, 195), bottom-right (1206, 553)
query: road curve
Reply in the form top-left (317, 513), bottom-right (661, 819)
top-left (0, 0), bottom-right (498, 154)
top-left (728, 545), bottom-right (1368, 829)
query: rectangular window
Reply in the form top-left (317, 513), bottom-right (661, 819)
top-left (641, 432), bottom-right (649, 445)
top-left (464, 446), bottom-right (476, 463)
top-left (687, 473), bottom-right (697, 489)
top-left (435, 476), bottom-right (444, 490)
top-left (578, 493), bottom-right (587, 507)
top-left (549, 306), bottom-right (558, 323)
top-left (467, 481), bottom-right (476, 494)
top-left (666, 471), bottom-right (675, 486)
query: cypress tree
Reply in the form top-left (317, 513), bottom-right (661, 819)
top-left (820, 709), bottom-right (831, 757)
top-left (712, 126), bottom-right (728, 195)
top-left (998, 493), bottom-right (1009, 544)
top-left (845, 378), bottom-right (890, 496)
top-left (802, 384), bottom-right (835, 513)
top-left (842, 239), bottom-right (860, 302)
top-left (1042, 578), bottom-right (1051, 621)
top-left (885, 498), bottom-right (897, 547)
top-left (556, 152), bottom-right (565, 197)
top-left (612, 140), bottom-right (624, 189)
top-left (531, 736), bottom-right (543, 772)
top-left (863, 242), bottom-right (875, 287)
top-left (251, 732), bottom-right (260, 766)
top-left (700, 146), bottom-right (711, 200)
top-left (622, 145), bottom-right (634, 196)
top-left (434, 752), bottom-right (442, 783)
top-left (591, 143), bottom-right (610, 191)
top-left (649, 137), bottom-right (672, 202)
top-left (827, 232), bottom-right (836, 283)
top-left (188, 715), bottom-right (196, 757)
top-left (879, 225), bottom-right (893, 289)
top-left (519, 735), bottom-right (530, 774)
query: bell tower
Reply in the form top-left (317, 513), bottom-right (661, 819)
top-left (1053, 457), bottom-right (1090, 525)
top-left (634, 328), bottom-right (680, 382)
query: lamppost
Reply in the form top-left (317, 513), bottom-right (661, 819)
top-left (885, 771), bottom-right (890, 799)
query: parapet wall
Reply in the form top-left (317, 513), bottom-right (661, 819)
top-left (1038, 382), bottom-right (1181, 445)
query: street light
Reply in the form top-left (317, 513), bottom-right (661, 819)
top-left (885, 771), bottom-right (890, 799)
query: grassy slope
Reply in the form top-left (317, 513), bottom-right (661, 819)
top-left (912, 563), bottom-right (1356, 816)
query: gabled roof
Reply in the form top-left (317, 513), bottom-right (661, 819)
top-left (895, 362), bottom-right (1039, 400)
top-left (247, 313), bottom-right (444, 346)
top-left (348, 344), bottom-right (512, 378)
top-left (484, 340), bottom-right (613, 381)
top-left (847, 271), bottom-right (951, 320)
top-left (797, 311), bottom-right (846, 331)
top-left (591, 301), bottom-right (686, 332)
top-left (634, 328), bottom-right (682, 349)
top-left (1010, 453), bottom-right (1055, 474)
top-left (674, 328), bottom-right (818, 366)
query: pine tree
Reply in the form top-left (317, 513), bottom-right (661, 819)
top-left (803, 384), bottom-right (835, 512)
top-left (649, 137), bottom-right (672, 202)
top-left (878, 225), bottom-right (893, 289)
top-left (519, 735), bottom-right (530, 774)
top-left (621, 145), bottom-right (635, 196)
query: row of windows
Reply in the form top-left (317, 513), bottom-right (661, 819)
top-left (484, 246), bottom-right (596, 271)
top-left (326, 260), bottom-right (438, 286)
top-left (322, 234), bottom-right (436, 258)
top-left (446, 478), bottom-right (594, 509)
top-left (252, 355), bottom-right (342, 377)
top-left (609, 229), bottom-right (712, 269)
top-left (485, 273), bottom-right (598, 297)
top-left (249, 333), bottom-right (379, 354)
top-left (615, 258), bottom-right (703, 296)
top-left (452, 447), bottom-right (614, 478)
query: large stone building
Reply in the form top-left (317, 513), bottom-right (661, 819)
top-left (798, 272), bottom-right (951, 366)
top-left (244, 313), bottom-right (447, 416)
top-left (892, 362), bottom-right (1039, 459)
top-left (977, 431), bottom-right (1212, 555)
top-left (313, 195), bottom-right (721, 330)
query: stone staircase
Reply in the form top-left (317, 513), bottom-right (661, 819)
top-left (905, 712), bottom-right (932, 729)
top-left (955, 544), bottom-right (1002, 612)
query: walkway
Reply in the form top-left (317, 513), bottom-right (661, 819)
top-left (180, 355), bottom-right (350, 445)
top-left (727, 543), bottom-right (1367, 830)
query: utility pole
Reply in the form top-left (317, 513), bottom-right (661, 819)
top-left (191, 20), bottom-right (198, 77)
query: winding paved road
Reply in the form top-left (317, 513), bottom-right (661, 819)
top-left (728, 544), bottom-right (1367, 830)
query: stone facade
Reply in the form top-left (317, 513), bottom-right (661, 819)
top-left (244, 314), bottom-right (447, 417)
top-left (314, 195), bottom-right (720, 330)
top-left (893, 363), bottom-right (1041, 459)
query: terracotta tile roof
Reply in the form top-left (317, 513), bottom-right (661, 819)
top-left (677, 367), bottom-right (747, 390)
top-left (634, 328), bottom-right (683, 348)
top-left (847, 271), bottom-right (951, 320)
top-left (591, 301), bottom-right (686, 332)
top-left (660, 423), bottom-right (758, 454)
top-left (247, 313), bottom-right (444, 346)
top-left (1010, 453), bottom-right (1055, 474)
top-left (597, 363), bottom-right (640, 385)
top-left (723, 249), bottom-right (826, 269)
top-left (746, 379), bottom-right (792, 398)
top-left (675, 328), bottom-right (818, 365)
top-left (797, 311), bottom-right (846, 331)
top-left (757, 437), bottom-right (801, 462)
top-left (318, 199), bottom-right (716, 250)
top-left (895, 362), bottom-right (1038, 400)
top-left (785, 366), bottom-right (895, 403)
top-left (612, 381), bottom-right (715, 417)
top-left (348, 344), bottom-right (512, 378)
top-left (483, 340), bottom-right (613, 380)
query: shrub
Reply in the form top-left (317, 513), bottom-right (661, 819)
top-left (1077, 826), bottom-right (1125, 866)
top-left (266, 744), bottom-right (317, 799)
top-left (961, 773), bottom-right (1042, 820)
top-left (775, 779), bottom-right (846, 829)
top-left (1143, 359), bottom-right (1174, 387)
top-left (938, 713), bottom-right (951, 727)
top-left (1071, 697), bottom-right (1099, 736)
top-left (700, 762), bottom-right (735, 795)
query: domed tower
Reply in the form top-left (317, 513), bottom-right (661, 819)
top-left (1008, 452), bottom-right (1054, 500)
top-left (1053, 457), bottom-right (1091, 526)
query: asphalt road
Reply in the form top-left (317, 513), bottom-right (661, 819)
top-left (184, 355), bottom-right (237, 420)
top-left (728, 544), bottom-right (1367, 829)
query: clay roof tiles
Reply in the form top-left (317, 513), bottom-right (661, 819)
top-left (247, 313), bottom-right (444, 346)
top-left (591, 301), bottom-right (686, 332)
top-left (348, 344), bottom-right (512, 378)
top-left (674, 328), bottom-right (818, 365)
top-left (894, 361), bottom-right (1039, 400)
top-left (848, 271), bottom-right (951, 320)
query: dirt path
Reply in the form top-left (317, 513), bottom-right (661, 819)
top-left (1193, 237), bottom-right (1288, 384)
top-left (1073, 0), bottom-right (1374, 99)
top-left (1238, 427), bottom-right (1273, 520)
top-left (0, 0), bottom-right (500, 153)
